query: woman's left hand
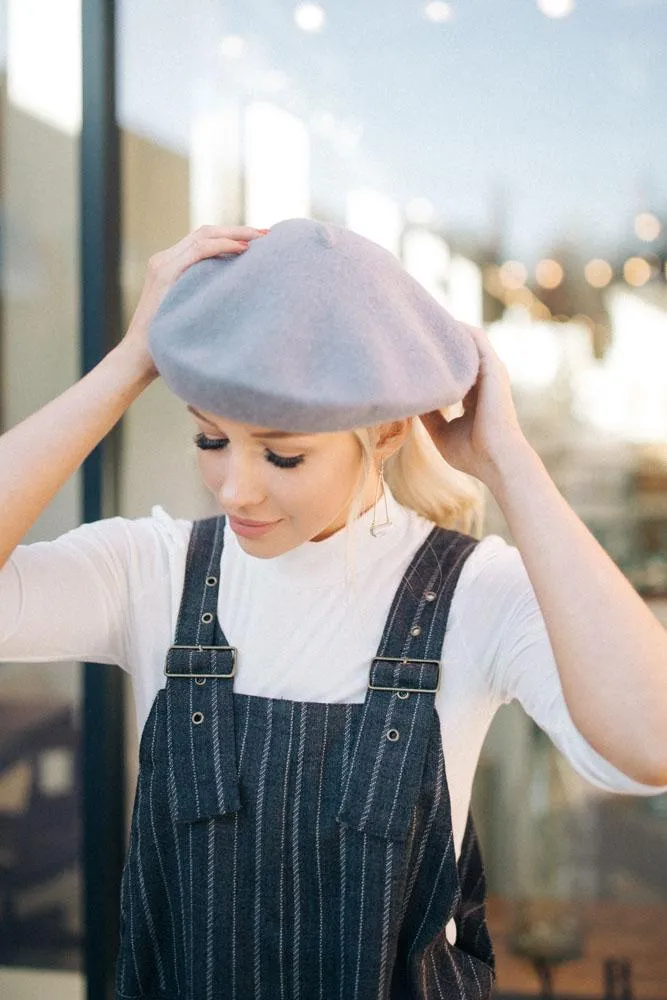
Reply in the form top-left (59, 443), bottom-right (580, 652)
top-left (418, 322), bottom-right (530, 485)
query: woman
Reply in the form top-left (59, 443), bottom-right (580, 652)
top-left (1, 220), bottom-right (666, 999)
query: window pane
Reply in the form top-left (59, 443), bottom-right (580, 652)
top-left (117, 2), bottom-right (667, 996)
top-left (0, 0), bottom-right (84, 990)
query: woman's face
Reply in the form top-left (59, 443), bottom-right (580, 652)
top-left (187, 404), bottom-right (381, 557)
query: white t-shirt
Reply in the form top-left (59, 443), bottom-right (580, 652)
top-left (2, 481), bottom-right (666, 872)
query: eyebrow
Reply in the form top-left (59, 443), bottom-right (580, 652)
top-left (186, 404), bottom-right (307, 440)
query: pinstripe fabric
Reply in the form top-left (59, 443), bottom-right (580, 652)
top-left (115, 516), bottom-right (496, 999)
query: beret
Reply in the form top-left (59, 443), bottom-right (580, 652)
top-left (147, 217), bottom-right (480, 433)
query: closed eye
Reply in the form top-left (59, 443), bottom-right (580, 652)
top-left (193, 432), bottom-right (306, 470)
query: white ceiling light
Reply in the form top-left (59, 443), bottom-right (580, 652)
top-left (294, 3), bottom-right (326, 33)
top-left (424, 2), bottom-right (455, 23)
top-left (537, 0), bottom-right (575, 18)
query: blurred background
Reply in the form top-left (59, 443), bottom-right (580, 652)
top-left (1, 0), bottom-right (667, 997)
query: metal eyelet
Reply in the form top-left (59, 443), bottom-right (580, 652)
top-left (201, 612), bottom-right (214, 624)
top-left (195, 677), bottom-right (206, 686)
top-left (397, 690), bottom-right (410, 700)
top-left (424, 591), bottom-right (437, 602)
top-left (192, 711), bottom-right (205, 725)
top-left (205, 576), bottom-right (217, 587)
top-left (386, 728), bottom-right (400, 741)
top-left (410, 625), bottom-right (422, 637)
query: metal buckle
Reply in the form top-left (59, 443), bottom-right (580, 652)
top-left (368, 655), bottom-right (441, 694)
top-left (163, 644), bottom-right (237, 679)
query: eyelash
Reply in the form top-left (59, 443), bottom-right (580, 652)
top-left (193, 432), bottom-right (306, 470)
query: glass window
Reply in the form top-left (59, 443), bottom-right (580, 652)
top-left (0, 0), bottom-right (84, 990)
top-left (117, 1), bottom-right (667, 995)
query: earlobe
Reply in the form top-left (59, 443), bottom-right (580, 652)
top-left (389, 418), bottom-right (410, 448)
top-left (377, 420), bottom-right (409, 462)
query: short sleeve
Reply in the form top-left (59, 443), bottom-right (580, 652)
top-left (457, 535), bottom-right (667, 797)
top-left (0, 507), bottom-right (190, 673)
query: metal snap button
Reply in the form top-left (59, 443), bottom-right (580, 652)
top-left (410, 625), bottom-right (422, 637)
top-left (424, 591), bottom-right (436, 602)
top-left (205, 576), bottom-right (217, 586)
top-left (201, 612), bottom-right (214, 624)
top-left (192, 711), bottom-right (204, 725)
top-left (195, 677), bottom-right (206, 686)
top-left (386, 728), bottom-right (400, 741)
top-left (397, 690), bottom-right (410, 700)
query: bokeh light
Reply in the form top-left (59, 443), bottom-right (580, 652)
top-left (537, 0), bottom-right (575, 18)
top-left (499, 260), bottom-right (528, 290)
top-left (535, 258), bottom-right (564, 289)
top-left (294, 3), bottom-right (326, 33)
top-left (623, 257), bottom-right (652, 287)
top-left (634, 212), bottom-right (662, 242)
top-left (584, 258), bottom-right (613, 288)
top-left (423, 2), bottom-right (455, 23)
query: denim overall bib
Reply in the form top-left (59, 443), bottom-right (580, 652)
top-left (115, 515), bottom-right (496, 1000)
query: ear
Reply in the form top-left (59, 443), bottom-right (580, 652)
top-left (375, 418), bottom-right (410, 459)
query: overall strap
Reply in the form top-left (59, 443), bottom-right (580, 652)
top-left (337, 526), bottom-right (478, 841)
top-left (163, 515), bottom-right (241, 824)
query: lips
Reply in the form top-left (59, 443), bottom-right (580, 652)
top-left (229, 516), bottom-right (277, 527)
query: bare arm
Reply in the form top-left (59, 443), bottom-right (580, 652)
top-left (0, 344), bottom-right (157, 569)
top-left (0, 224), bottom-right (266, 570)
top-left (421, 322), bottom-right (667, 787)
top-left (488, 441), bottom-right (667, 787)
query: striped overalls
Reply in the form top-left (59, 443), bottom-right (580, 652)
top-left (115, 515), bottom-right (496, 999)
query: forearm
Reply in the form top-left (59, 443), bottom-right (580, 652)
top-left (0, 342), bottom-right (157, 569)
top-left (487, 439), bottom-right (667, 786)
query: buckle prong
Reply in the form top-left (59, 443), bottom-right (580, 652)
top-left (368, 654), bottom-right (441, 694)
top-left (164, 644), bottom-right (237, 679)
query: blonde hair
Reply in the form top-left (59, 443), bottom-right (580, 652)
top-left (349, 410), bottom-right (485, 535)
top-left (338, 407), bottom-right (487, 630)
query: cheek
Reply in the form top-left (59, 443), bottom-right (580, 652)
top-left (195, 452), bottom-right (305, 503)
top-left (195, 447), bottom-right (361, 510)
top-left (299, 448), bottom-right (361, 507)
top-left (195, 452), bottom-right (217, 490)
top-left (196, 452), bottom-right (244, 497)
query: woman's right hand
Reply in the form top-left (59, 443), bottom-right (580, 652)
top-left (121, 225), bottom-right (269, 379)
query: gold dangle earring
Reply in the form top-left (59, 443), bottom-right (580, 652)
top-left (370, 457), bottom-right (392, 537)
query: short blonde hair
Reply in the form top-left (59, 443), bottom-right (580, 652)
top-left (338, 408), bottom-right (486, 624)
top-left (347, 408), bottom-right (485, 533)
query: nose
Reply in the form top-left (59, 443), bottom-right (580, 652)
top-left (215, 455), bottom-right (266, 511)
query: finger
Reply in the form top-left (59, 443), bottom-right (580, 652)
top-left (460, 321), bottom-right (486, 341)
top-left (156, 236), bottom-right (248, 284)
top-left (461, 322), bottom-right (489, 352)
top-left (461, 321), bottom-right (501, 366)
top-left (418, 410), bottom-right (448, 434)
top-left (191, 224), bottom-right (266, 240)
top-left (164, 226), bottom-right (266, 260)
top-left (175, 234), bottom-right (250, 266)
top-left (220, 226), bottom-right (268, 241)
top-left (461, 380), bottom-right (480, 411)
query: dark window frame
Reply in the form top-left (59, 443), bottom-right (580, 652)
top-left (80, 2), bottom-right (125, 997)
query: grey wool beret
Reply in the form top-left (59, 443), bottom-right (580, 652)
top-left (147, 217), bottom-right (480, 433)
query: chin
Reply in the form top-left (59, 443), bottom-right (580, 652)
top-left (234, 532), bottom-right (299, 558)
